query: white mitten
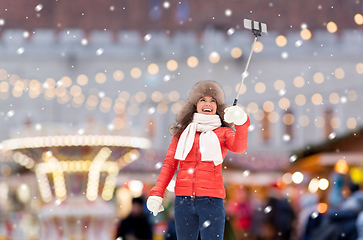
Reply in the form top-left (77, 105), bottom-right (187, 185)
top-left (146, 196), bottom-right (164, 216)
top-left (224, 106), bottom-right (248, 125)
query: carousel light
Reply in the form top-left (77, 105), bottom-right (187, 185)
top-left (25, 159), bottom-right (35, 169)
top-left (102, 175), bottom-right (117, 201)
top-left (42, 151), bottom-right (67, 200)
top-left (0, 182), bottom-right (9, 205)
top-left (36, 165), bottom-right (53, 202)
top-left (86, 148), bottom-right (112, 201)
top-left (107, 163), bottom-right (119, 176)
top-left (0, 135), bottom-right (152, 151)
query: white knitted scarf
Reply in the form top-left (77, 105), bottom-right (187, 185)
top-left (174, 113), bottom-right (223, 166)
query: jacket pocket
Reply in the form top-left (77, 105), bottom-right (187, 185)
top-left (207, 197), bottom-right (225, 212)
top-left (174, 196), bottom-right (186, 210)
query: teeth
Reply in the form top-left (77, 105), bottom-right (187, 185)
top-left (203, 109), bottom-right (212, 112)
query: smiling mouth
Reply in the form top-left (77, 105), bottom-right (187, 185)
top-left (203, 109), bottom-right (212, 112)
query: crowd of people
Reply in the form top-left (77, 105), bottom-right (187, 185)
top-left (115, 179), bottom-right (362, 240)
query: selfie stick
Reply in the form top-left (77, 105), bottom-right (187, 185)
top-left (233, 19), bottom-right (268, 106)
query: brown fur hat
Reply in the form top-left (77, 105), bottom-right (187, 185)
top-left (169, 81), bottom-right (232, 136)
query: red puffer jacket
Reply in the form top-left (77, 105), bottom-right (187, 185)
top-left (150, 117), bottom-right (250, 199)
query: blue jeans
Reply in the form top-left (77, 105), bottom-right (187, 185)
top-left (174, 196), bottom-right (225, 240)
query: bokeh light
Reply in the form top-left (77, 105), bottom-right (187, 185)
top-left (9, 74), bottom-right (20, 85)
top-left (274, 79), bottom-right (285, 91)
top-left (299, 115), bottom-right (310, 127)
top-left (169, 91), bottom-right (180, 102)
top-left (334, 68), bottom-right (345, 79)
top-left (113, 70), bottom-right (125, 81)
top-left (313, 72), bottom-right (324, 84)
top-left (263, 101), bottom-right (274, 112)
top-left (318, 203), bottom-right (328, 214)
top-left (314, 116), bottom-right (325, 128)
top-left (70, 85), bottom-right (82, 97)
top-left (77, 74), bottom-right (88, 86)
top-left (275, 35), bottom-right (287, 47)
top-left (355, 13), bottom-right (363, 25)
top-left (167, 60), bottom-right (178, 71)
top-left (157, 102), bottom-right (168, 114)
top-left (231, 47), bottom-right (242, 58)
top-left (235, 83), bottom-right (247, 94)
top-left (1, 164), bottom-right (11, 176)
top-left (347, 117), bottom-right (357, 129)
top-left (187, 56), bottom-right (199, 68)
top-left (130, 67), bottom-right (142, 78)
top-left (293, 76), bottom-right (305, 88)
top-left (0, 82), bottom-right (9, 93)
top-left (356, 63), bottom-right (363, 74)
top-left (347, 90), bottom-right (357, 101)
top-left (151, 91), bottom-right (163, 102)
top-left (278, 98), bottom-right (290, 109)
top-left (247, 102), bottom-right (258, 114)
top-left (330, 117), bottom-right (341, 129)
top-left (209, 52), bottom-right (220, 63)
top-left (292, 172), bottom-right (304, 184)
top-left (148, 63), bottom-right (159, 75)
top-left (295, 94), bottom-right (306, 106)
top-left (0, 69), bottom-right (7, 80)
top-left (283, 113), bottom-right (294, 125)
top-left (326, 21), bottom-right (338, 33)
top-left (300, 29), bottom-right (312, 40)
top-left (61, 76), bottom-right (72, 87)
top-left (329, 92), bottom-right (339, 104)
top-left (254, 41), bottom-right (264, 53)
top-left (282, 173), bottom-right (292, 184)
top-left (308, 178), bottom-right (319, 193)
top-left (268, 112), bottom-right (279, 123)
top-left (95, 72), bottom-right (107, 84)
top-left (254, 82), bottom-right (266, 94)
top-left (318, 178), bottom-right (329, 190)
top-left (253, 109), bottom-right (265, 121)
top-left (312, 93), bottom-right (323, 105)
top-left (335, 159), bottom-right (349, 174)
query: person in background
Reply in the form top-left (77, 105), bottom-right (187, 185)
top-left (250, 190), bottom-right (271, 240)
top-left (357, 211), bottom-right (363, 240)
top-left (226, 187), bottom-right (252, 239)
top-left (296, 193), bottom-right (321, 240)
top-left (146, 81), bottom-right (250, 240)
top-left (309, 181), bottom-right (362, 240)
top-left (116, 197), bottom-right (153, 240)
top-left (265, 186), bottom-right (295, 240)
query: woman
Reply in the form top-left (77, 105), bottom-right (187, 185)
top-left (147, 81), bottom-right (250, 240)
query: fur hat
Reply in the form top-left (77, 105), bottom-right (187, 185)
top-left (169, 81), bottom-right (232, 135)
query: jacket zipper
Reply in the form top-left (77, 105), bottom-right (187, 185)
top-left (192, 133), bottom-right (199, 201)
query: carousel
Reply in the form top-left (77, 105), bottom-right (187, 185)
top-left (0, 123), bottom-right (151, 240)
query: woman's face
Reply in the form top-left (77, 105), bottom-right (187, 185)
top-left (196, 95), bottom-right (217, 115)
